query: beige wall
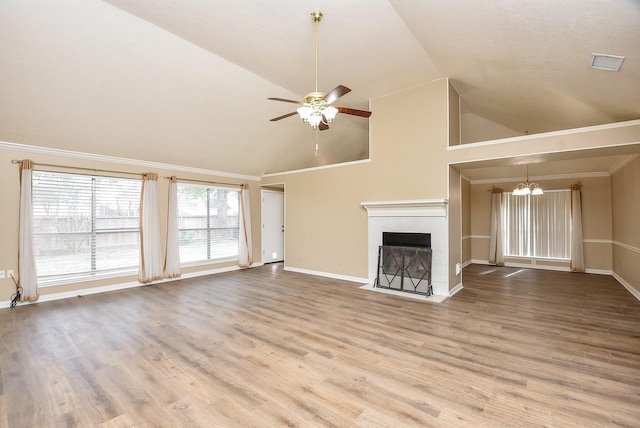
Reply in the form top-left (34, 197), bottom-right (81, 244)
top-left (468, 176), bottom-right (613, 271)
top-left (461, 177), bottom-right (471, 264)
top-left (0, 145), bottom-right (262, 303)
top-left (448, 167), bottom-right (462, 287)
top-left (460, 112), bottom-right (523, 143)
top-left (448, 81), bottom-right (461, 146)
top-left (611, 156), bottom-right (640, 292)
top-left (262, 78), bottom-right (450, 279)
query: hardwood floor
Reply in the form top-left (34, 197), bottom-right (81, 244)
top-left (1, 263), bottom-right (639, 427)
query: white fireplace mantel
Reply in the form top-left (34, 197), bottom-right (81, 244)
top-left (361, 199), bottom-right (448, 218)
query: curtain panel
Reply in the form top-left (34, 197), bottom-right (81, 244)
top-left (238, 184), bottom-right (253, 267)
top-left (139, 173), bottom-right (164, 283)
top-left (18, 160), bottom-right (39, 301)
top-left (570, 184), bottom-right (585, 272)
top-left (488, 187), bottom-right (505, 266)
top-left (164, 176), bottom-right (181, 278)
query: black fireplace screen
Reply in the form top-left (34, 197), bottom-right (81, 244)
top-left (375, 232), bottom-right (432, 296)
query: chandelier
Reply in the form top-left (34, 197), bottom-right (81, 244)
top-left (513, 165), bottom-right (544, 195)
top-left (296, 10), bottom-right (338, 129)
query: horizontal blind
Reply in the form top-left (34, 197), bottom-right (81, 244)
top-left (177, 184), bottom-right (239, 263)
top-left (32, 171), bottom-right (141, 281)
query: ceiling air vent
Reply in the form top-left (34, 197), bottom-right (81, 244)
top-left (590, 54), bottom-right (625, 71)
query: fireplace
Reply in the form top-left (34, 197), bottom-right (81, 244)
top-left (377, 232), bottom-right (433, 296)
top-left (361, 199), bottom-right (450, 300)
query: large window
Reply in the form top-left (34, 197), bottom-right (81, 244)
top-left (32, 171), bottom-right (141, 282)
top-left (502, 190), bottom-right (571, 259)
top-left (177, 184), bottom-right (239, 263)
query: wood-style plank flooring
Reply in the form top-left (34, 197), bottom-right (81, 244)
top-left (1, 264), bottom-right (639, 427)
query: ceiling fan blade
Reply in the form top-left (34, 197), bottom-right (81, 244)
top-left (319, 121), bottom-right (329, 131)
top-left (336, 106), bottom-right (372, 118)
top-left (269, 111), bottom-right (299, 122)
top-left (268, 97), bottom-right (303, 105)
top-left (323, 85), bottom-right (351, 105)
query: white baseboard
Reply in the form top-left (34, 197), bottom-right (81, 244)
top-left (449, 282), bottom-right (464, 297)
top-left (585, 268), bottom-right (613, 275)
top-left (612, 272), bottom-right (640, 301)
top-left (283, 266), bottom-right (368, 284)
top-left (462, 260), bottom-right (473, 268)
top-left (0, 262), bottom-right (263, 309)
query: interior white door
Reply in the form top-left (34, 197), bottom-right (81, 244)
top-left (261, 190), bottom-right (284, 263)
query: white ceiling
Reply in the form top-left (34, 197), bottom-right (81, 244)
top-left (1, 0), bottom-right (639, 177)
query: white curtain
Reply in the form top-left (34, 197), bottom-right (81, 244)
top-left (503, 192), bottom-right (530, 257)
top-left (531, 191), bottom-right (571, 258)
top-left (488, 187), bottom-right (504, 266)
top-left (164, 176), bottom-right (181, 278)
top-left (570, 184), bottom-right (585, 272)
top-left (238, 184), bottom-right (253, 267)
top-left (139, 173), bottom-right (164, 283)
top-left (18, 160), bottom-right (39, 301)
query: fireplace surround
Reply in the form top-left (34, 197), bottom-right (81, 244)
top-left (361, 199), bottom-right (449, 300)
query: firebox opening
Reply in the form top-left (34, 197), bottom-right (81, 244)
top-left (382, 232), bottom-right (431, 249)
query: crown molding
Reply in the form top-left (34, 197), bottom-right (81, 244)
top-left (608, 154), bottom-right (638, 175)
top-left (0, 141), bottom-right (261, 181)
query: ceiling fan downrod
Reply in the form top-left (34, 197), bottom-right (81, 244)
top-left (311, 10), bottom-right (323, 94)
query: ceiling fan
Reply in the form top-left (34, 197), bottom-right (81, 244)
top-left (268, 10), bottom-right (372, 131)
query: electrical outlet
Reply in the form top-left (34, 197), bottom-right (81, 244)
top-left (455, 263), bottom-right (461, 275)
top-left (0, 270), bottom-right (4, 279)
top-left (7, 270), bottom-right (14, 279)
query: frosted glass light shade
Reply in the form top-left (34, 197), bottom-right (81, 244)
top-left (323, 106), bottom-right (338, 122)
top-left (308, 113), bottom-right (322, 128)
top-left (297, 106), bottom-right (312, 122)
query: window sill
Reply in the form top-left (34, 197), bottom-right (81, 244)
top-left (37, 257), bottom-right (240, 288)
top-left (38, 269), bottom-right (139, 288)
top-left (181, 256), bottom-right (238, 269)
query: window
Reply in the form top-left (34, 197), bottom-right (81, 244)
top-left (177, 184), bottom-right (239, 263)
top-left (502, 190), bottom-right (571, 259)
top-left (32, 171), bottom-right (141, 282)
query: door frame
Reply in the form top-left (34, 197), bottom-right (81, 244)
top-left (260, 187), bottom-right (285, 264)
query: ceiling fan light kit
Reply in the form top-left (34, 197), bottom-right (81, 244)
top-left (268, 10), bottom-right (371, 131)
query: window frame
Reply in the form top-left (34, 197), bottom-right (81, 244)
top-left (31, 170), bottom-right (142, 286)
top-left (176, 183), bottom-right (240, 266)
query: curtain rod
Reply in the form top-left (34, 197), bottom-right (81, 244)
top-left (486, 183), bottom-right (580, 192)
top-left (164, 176), bottom-right (243, 188)
top-left (11, 159), bottom-right (142, 177)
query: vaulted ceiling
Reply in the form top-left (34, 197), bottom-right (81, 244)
top-left (1, 0), bottom-right (638, 177)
